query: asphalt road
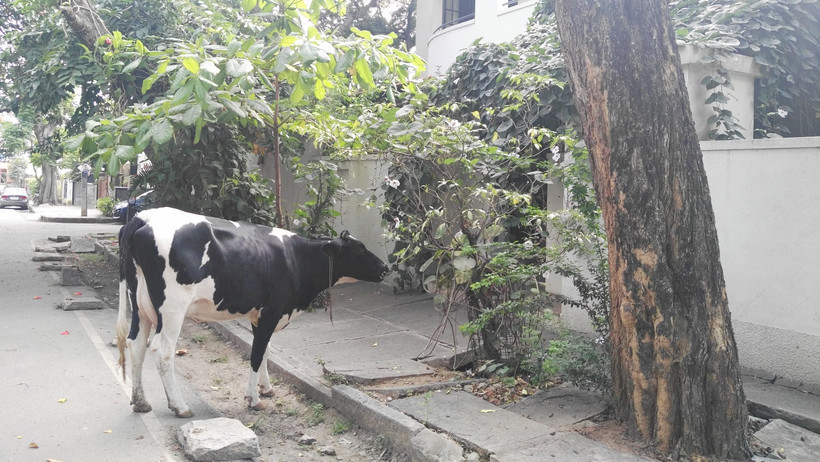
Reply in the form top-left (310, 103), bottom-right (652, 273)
top-left (0, 208), bottom-right (212, 462)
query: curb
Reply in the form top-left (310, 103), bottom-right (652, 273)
top-left (40, 215), bottom-right (121, 224)
top-left (209, 320), bottom-right (465, 462)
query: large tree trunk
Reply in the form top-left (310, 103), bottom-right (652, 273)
top-left (33, 118), bottom-right (60, 205)
top-left (60, 0), bottom-right (111, 49)
top-left (553, 1), bottom-right (750, 460)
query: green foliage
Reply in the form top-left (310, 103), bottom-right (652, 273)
top-left (66, 0), bottom-right (423, 223)
top-left (96, 196), bottom-right (116, 216)
top-left (305, 403), bottom-right (325, 427)
top-left (670, 0), bottom-right (820, 137)
top-left (290, 159), bottom-right (344, 237)
top-left (701, 68), bottom-right (745, 140)
top-left (542, 333), bottom-right (611, 395)
top-left (331, 420), bottom-right (350, 435)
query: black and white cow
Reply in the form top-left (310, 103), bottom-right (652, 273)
top-left (116, 207), bottom-right (388, 417)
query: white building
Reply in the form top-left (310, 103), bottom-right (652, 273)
top-left (414, 0), bottom-right (820, 391)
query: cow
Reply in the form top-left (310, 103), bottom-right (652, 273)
top-left (116, 207), bottom-right (389, 417)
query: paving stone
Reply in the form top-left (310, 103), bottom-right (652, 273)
top-left (410, 429), bottom-right (465, 462)
top-left (60, 297), bottom-right (105, 310)
top-left (325, 359), bottom-right (434, 384)
top-left (32, 253), bottom-right (66, 262)
top-left (178, 417), bottom-right (260, 462)
top-left (61, 266), bottom-right (81, 286)
top-left (39, 262), bottom-right (75, 271)
top-left (34, 240), bottom-right (70, 253)
top-left (70, 236), bottom-right (97, 253)
top-left (503, 382), bottom-right (607, 430)
top-left (754, 419), bottom-right (820, 462)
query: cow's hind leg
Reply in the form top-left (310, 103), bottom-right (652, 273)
top-left (151, 309), bottom-right (192, 418)
top-left (129, 313), bottom-right (153, 413)
top-left (257, 346), bottom-right (274, 397)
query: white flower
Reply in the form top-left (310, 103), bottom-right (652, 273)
top-left (293, 218), bottom-right (302, 226)
top-left (551, 145), bottom-right (561, 162)
top-left (389, 179), bottom-right (400, 188)
top-left (777, 108), bottom-right (788, 118)
top-left (523, 240), bottom-right (534, 250)
top-left (542, 271), bottom-right (551, 280)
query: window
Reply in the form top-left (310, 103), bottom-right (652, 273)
top-left (504, 0), bottom-right (519, 7)
top-left (441, 0), bottom-right (475, 30)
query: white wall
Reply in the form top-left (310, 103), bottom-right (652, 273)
top-left (702, 137), bottom-right (820, 389)
top-left (419, 0), bottom-right (537, 76)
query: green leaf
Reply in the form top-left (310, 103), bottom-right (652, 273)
top-left (182, 104), bottom-right (203, 126)
top-left (194, 119), bottom-right (204, 144)
top-left (171, 82), bottom-right (195, 105)
top-left (200, 60), bottom-right (220, 75)
top-left (226, 59), bottom-right (253, 77)
top-left (241, 0), bottom-right (256, 12)
top-left (150, 120), bottom-right (173, 145)
top-left (182, 57), bottom-right (200, 74)
top-left (141, 73), bottom-right (159, 94)
top-left (354, 58), bottom-right (374, 88)
top-left (220, 98), bottom-right (247, 118)
top-left (227, 41), bottom-right (242, 58)
top-left (334, 49), bottom-right (356, 73)
top-left (122, 58), bottom-right (142, 74)
top-left (313, 80), bottom-right (326, 99)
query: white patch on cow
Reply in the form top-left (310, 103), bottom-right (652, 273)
top-left (138, 208), bottom-right (210, 263)
top-left (201, 241), bottom-right (211, 267)
top-left (230, 221), bottom-right (241, 228)
top-left (274, 311), bottom-right (302, 333)
top-left (269, 227), bottom-right (295, 242)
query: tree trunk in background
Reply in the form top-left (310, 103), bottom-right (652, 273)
top-left (553, 1), bottom-right (750, 459)
top-left (33, 118), bottom-right (59, 205)
top-left (60, 0), bottom-right (111, 49)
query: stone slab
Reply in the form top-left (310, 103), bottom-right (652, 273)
top-left (39, 262), bottom-right (75, 271)
top-left (70, 236), bottom-right (97, 253)
top-left (32, 253), bottom-right (66, 262)
top-left (60, 297), bottom-right (105, 310)
top-left (754, 419), bottom-right (820, 462)
top-left (331, 282), bottom-right (433, 314)
top-left (325, 358), bottom-right (434, 384)
top-left (178, 417), bottom-right (260, 461)
top-left (503, 383), bottom-right (607, 430)
top-left (745, 375), bottom-right (820, 434)
top-left (389, 390), bottom-right (555, 454)
top-left (61, 266), bottom-right (81, 286)
top-left (490, 431), bottom-right (655, 462)
top-left (34, 240), bottom-right (70, 253)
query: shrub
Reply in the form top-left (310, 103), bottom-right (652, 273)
top-left (97, 196), bottom-right (116, 216)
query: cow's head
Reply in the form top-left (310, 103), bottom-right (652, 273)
top-left (322, 231), bottom-right (389, 282)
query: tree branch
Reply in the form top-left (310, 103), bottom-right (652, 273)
top-left (59, 0), bottom-right (111, 49)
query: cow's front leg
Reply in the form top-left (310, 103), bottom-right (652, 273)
top-left (129, 314), bottom-right (153, 413)
top-left (247, 326), bottom-right (275, 410)
top-left (257, 346), bottom-right (274, 397)
top-left (151, 311), bottom-right (193, 418)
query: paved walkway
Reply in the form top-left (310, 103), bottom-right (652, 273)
top-left (35, 208), bottom-right (820, 461)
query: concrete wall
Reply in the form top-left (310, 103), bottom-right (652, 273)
top-left (702, 137), bottom-right (820, 389)
top-left (561, 137), bottom-right (820, 390)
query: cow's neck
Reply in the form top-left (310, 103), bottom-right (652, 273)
top-left (294, 240), bottom-right (338, 309)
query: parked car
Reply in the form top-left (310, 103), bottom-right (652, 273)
top-left (113, 190), bottom-right (153, 222)
top-left (0, 187), bottom-right (29, 210)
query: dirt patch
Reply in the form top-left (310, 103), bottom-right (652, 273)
top-left (71, 250), bottom-right (407, 462)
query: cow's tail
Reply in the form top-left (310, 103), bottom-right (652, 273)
top-left (116, 217), bottom-right (141, 382)
top-left (116, 278), bottom-right (128, 381)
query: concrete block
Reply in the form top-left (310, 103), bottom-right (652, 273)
top-left (70, 237), bottom-right (96, 253)
top-left (61, 266), bottom-right (81, 286)
top-left (39, 262), bottom-right (74, 271)
top-left (60, 297), bottom-right (105, 311)
top-left (755, 419), bottom-right (820, 462)
top-left (410, 429), bottom-right (465, 462)
top-left (178, 417), bottom-right (260, 462)
top-left (32, 253), bottom-right (66, 262)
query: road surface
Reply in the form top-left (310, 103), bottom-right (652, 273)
top-left (0, 208), bottom-right (213, 462)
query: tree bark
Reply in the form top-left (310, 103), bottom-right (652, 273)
top-left (33, 118), bottom-right (59, 205)
top-left (552, 1), bottom-right (750, 460)
top-left (59, 0), bottom-right (111, 49)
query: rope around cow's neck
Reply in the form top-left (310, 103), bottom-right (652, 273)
top-left (327, 255), bottom-right (333, 325)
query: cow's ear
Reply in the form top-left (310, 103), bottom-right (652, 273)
top-left (341, 230), bottom-right (350, 240)
top-left (322, 241), bottom-right (342, 258)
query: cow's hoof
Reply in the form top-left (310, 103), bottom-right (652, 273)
top-left (249, 400), bottom-right (267, 411)
top-left (259, 387), bottom-right (275, 398)
top-left (174, 408), bottom-right (194, 418)
top-left (132, 402), bottom-right (152, 413)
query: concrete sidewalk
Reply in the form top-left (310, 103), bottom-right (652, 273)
top-left (211, 281), bottom-right (820, 461)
